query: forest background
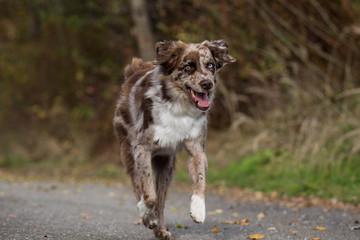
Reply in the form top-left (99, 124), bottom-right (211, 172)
top-left (0, 0), bottom-right (359, 205)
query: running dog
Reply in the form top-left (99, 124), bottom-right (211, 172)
top-left (113, 40), bottom-right (235, 240)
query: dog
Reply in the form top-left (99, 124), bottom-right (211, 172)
top-left (113, 40), bottom-right (235, 240)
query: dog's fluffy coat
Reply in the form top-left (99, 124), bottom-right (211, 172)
top-left (113, 40), bottom-right (235, 240)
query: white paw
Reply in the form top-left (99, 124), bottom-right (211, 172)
top-left (137, 195), bottom-right (153, 219)
top-left (190, 195), bottom-right (206, 223)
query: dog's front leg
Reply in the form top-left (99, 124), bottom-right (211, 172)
top-left (134, 145), bottom-right (157, 226)
top-left (185, 137), bottom-right (208, 223)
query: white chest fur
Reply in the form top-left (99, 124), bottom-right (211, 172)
top-left (152, 101), bottom-right (206, 150)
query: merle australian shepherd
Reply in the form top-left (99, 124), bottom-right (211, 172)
top-left (113, 40), bottom-right (235, 240)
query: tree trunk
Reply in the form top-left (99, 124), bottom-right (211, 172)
top-left (130, 0), bottom-right (155, 61)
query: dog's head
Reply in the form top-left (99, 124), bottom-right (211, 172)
top-left (154, 40), bottom-right (236, 111)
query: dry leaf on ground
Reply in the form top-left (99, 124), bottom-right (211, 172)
top-left (314, 226), bottom-right (326, 230)
top-left (248, 233), bottom-right (264, 239)
top-left (211, 225), bottom-right (220, 233)
top-left (62, 189), bottom-right (69, 195)
top-left (81, 213), bottom-right (93, 220)
top-left (267, 227), bottom-right (276, 231)
top-left (208, 209), bottom-right (223, 215)
top-left (108, 192), bottom-right (116, 198)
top-left (257, 212), bottom-right (265, 219)
top-left (175, 224), bottom-right (184, 228)
top-left (132, 219), bottom-right (142, 225)
top-left (221, 219), bottom-right (249, 225)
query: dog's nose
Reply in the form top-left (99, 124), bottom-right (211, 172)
top-left (200, 80), bottom-right (213, 90)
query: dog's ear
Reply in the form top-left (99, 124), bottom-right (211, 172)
top-left (154, 40), bottom-right (186, 74)
top-left (203, 40), bottom-right (236, 70)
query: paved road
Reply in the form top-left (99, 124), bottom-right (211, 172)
top-left (0, 180), bottom-right (359, 240)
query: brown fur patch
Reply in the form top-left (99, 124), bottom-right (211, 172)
top-left (141, 97), bottom-right (153, 131)
top-left (161, 79), bottom-right (172, 101)
top-left (202, 40), bottom-right (236, 69)
top-left (117, 105), bottom-right (131, 125)
top-left (132, 73), bottom-right (154, 131)
top-left (125, 58), bottom-right (155, 79)
top-left (184, 51), bottom-right (200, 71)
top-left (155, 41), bottom-right (187, 75)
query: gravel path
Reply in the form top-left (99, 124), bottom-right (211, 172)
top-left (0, 180), bottom-right (359, 240)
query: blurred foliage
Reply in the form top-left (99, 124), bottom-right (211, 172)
top-left (1, 0), bottom-right (360, 201)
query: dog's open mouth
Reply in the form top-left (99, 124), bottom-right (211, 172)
top-left (186, 86), bottom-right (210, 111)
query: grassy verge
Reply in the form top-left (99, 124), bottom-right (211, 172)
top-left (207, 149), bottom-right (359, 204)
top-left (175, 149), bottom-right (360, 204)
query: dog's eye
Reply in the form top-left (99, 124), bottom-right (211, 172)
top-left (184, 63), bottom-right (195, 72)
top-left (207, 63), bottom-right (214, 69)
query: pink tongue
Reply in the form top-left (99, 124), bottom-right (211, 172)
top-left (195, 92), bottom-right (210, 108)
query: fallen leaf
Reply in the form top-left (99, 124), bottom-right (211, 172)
top-left (232, 212), bottom-right (238, 217)
top-left (221, 219), bottom-right (249, 226)
top-left (81, 213), bottom-right (93, 220)
top-left (211, 225), bottom-right (220, 233)
top-left (267, 227), bottom-right (276, 231)
top-left (108, 192), bottom-right (116, 198)
top-left (309, 238), bottom-right (320, 240)
top-left (62, 189), bottom-right (69, 195)
top-left (171, 207), bottom-right (179, 211)
top-left (217, 186), bottom-right (225, 195)
top-left (248, 233), bottom-right (264, 239)
top-left (8, 214), bottom-right (16, 218)
top-left (254, 191), bottom-right (264, 200)
top-left (257, 212), bottom-right (265, 219)
top-left (215, 209), bottom-right (223, 214)
top-left (208, 209), bottom-right (223, 215)
top-left (221, 220), bottom-right (234, 224)
top-left (290, 230), bottom-right (298, 234)
top-left (175, 224), bottom-right (184, 228)
top-left (132, 219), bottom-right (142, 225)
top-left (314, 226), bottom-right (326, 231)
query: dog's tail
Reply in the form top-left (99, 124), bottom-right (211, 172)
top-left (124, 58), bottom-right (155, 79)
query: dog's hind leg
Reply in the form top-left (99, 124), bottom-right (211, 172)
top-left (134, 145), bottom-right (157, 227)
top-left (151, 155), bottom-right (175, 240)
top-left (120, 141), bottom-right (142, 201)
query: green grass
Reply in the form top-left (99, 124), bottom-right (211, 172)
top-left (205, 150), bottom-right (360, 204)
